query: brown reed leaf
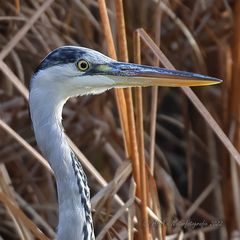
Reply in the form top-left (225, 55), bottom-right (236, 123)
top-left (133, 30), bottom-right (150, 239)
top-left (0, 192), bottom-right (49, 240)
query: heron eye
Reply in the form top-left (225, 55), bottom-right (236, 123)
top-left (77, 60), bottom-right (89, 71)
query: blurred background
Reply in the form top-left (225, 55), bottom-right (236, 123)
top-left (0, 0), bottom-right (239, 239)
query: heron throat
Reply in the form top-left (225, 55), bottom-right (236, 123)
top-left (29, 87), bottom-right (95, 240)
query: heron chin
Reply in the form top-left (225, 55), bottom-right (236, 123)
top-left (29, 46), bottom-right (221, 240)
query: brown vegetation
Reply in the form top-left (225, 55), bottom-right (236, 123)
top-left (0, 0), bottom-right (239, 239)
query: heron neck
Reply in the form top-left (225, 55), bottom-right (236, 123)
top-left (29, 89), bottom-right (94, 240)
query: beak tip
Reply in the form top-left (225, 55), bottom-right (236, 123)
top-left (191, 73), bottom-right (223, 86)
top-left (210, 77), bottom-right (223, 85)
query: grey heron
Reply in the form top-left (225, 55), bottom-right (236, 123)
top-left (29, 46), bottom-right (221, 240)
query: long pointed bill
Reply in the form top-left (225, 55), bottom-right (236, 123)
top-left (95, 62), bottom-right (222, 87)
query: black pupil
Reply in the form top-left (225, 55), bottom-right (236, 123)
top-left (80, 61), bottom-right (87, 69)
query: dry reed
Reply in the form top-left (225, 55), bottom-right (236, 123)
top-left (0, 1), bottom-right (239, 240)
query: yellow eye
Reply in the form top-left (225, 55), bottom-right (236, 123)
top-left (77, 59), bottom-right (90, 71)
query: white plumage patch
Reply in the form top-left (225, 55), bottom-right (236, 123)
top-left (31, 64), bottom-right (115, 99)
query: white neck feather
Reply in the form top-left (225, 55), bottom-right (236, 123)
top-left (29, 86), bottom-right (94, 240)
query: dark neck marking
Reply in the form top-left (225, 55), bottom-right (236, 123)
top-left (70, 151), bottom-right (95, 239)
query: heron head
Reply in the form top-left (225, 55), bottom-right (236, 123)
top-left (30, 46), bottom-right (221, 100)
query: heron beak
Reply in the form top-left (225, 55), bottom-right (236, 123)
top-left (97, 62), bottom-right (222, 87)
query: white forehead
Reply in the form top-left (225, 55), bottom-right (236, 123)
top-left (77, 46), bottom-right (114, 64)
